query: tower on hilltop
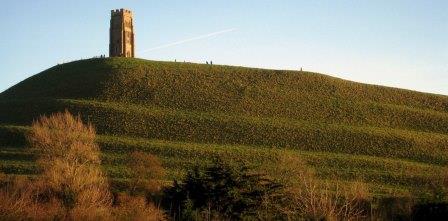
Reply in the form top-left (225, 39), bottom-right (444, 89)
top-left (109, 9), bottom-right (135, 57)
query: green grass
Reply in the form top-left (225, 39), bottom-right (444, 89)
top-left (2, 99), bottom-right (447, 165)
top-left (0, 134), bottom-right (443, 197)
top-left (1, 57), bottom-right (447, 200)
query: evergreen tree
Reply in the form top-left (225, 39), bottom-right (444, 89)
top-left (164, 159), bottom-right (282, 220)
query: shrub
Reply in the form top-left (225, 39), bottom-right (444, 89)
top-left (372, 196), bottom-right (414, 220)
top-left (1, 111), bottom-right (171, 220)
top-left (279, 179), bottom-right (369, 220)
top-left (267, 153), bottom-right (369, 220)
top-left (28, 110), bottom-right (99, 166)
top-left (128, 151), bottom-right (165, 195)
top-left (412, 203), bottom-right (448, 220)
top-left (28, 110), bottom-right (112, 219)
top-left (0, 174), bottom-right (63, 220)
top-left (164, 158), bottom-right (283, 220)
top-left (112, 193), bottom-right (167, 221)
top-left (267, 151), bottom-right (314, 188)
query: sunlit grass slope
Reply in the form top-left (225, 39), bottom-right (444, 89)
top-left (1, 58), bottom-right (447, 198)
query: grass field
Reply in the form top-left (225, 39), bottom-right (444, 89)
top-left (1, 57), bottom-right (447, 200)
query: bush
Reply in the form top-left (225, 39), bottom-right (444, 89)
top-left (287, 181), bottom-right (369, 220)
top-left (0, 173), bottom-right (64, 220)
top-left (412, 203), bottom-right (448, 220)
top-left (128, 151), bottom-right (165, 195)
top-left (164, 158), bottom-right (283, 220)
top-left (112, 193), bottom-right (167, 221)
top-left (28, 110), bottom-right (112, 219)
top-left (1, 111), bottom-right (170, 220)
top-left (269, 153), bottom-right (370, 220)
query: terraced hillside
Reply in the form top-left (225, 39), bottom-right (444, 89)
top-left (1, 58), bottom-right (447, 198)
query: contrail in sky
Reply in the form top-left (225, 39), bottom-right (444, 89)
top-left (139, 28), bottom-right (236, 53)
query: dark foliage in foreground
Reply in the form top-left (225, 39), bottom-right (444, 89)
top-left (164, 159), bottom-right (282, 220)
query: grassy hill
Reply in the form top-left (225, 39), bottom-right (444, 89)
top-left (1, 58), bottom-right (447, 198)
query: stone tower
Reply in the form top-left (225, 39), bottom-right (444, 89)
top-left (109, 9), bottom-right (135, 57)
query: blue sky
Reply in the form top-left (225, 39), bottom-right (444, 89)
top-left (1, 0), bottom-right (447, 95)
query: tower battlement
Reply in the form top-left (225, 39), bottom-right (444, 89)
top-left (111, 8), bottom-right (133, 16)
top-left (109, 8), bottom-right (135, 57)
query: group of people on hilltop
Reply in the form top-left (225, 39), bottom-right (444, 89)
top-left (173, 59), bottom-right (213, 65)
top-left (91, 55), bottom-right (106, 59)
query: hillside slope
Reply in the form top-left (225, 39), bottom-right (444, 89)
top-left (1, 58), bottom-right (447, 197)
top-left (2, 58), bottom-right (448, 133)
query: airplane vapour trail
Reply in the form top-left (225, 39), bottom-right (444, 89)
top-left (138, 28), bottom-right (236, 53)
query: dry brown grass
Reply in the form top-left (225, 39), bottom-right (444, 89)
top-left (128, 151), bottom-right (166, 194)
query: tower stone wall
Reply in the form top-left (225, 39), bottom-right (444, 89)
top-left (109, 9), bottom-right (134, 57)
